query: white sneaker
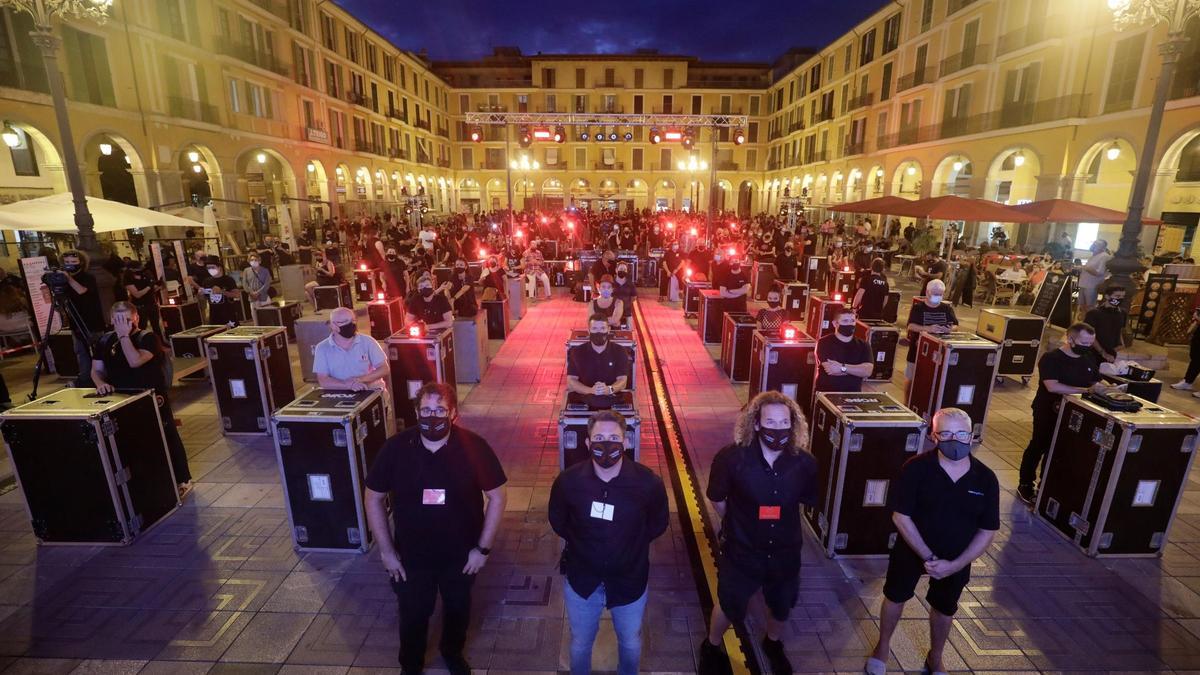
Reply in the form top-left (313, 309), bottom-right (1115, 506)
top-left (1171, 381), bottom-right (1194, 391)
top-left (1193, 391), bottom-right (1200, 399)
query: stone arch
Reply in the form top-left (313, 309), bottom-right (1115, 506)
top-left (79, 130), bottom-right (149, 207)
top-left (931, 153), bottom-right (974, 197)
top-left (891, 160), bottom-right (923, 198)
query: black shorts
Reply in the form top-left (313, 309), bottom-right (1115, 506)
top-left (882, 543), bottom-right (970, 616)
top-left (716, 548), bottom-right (800, 623)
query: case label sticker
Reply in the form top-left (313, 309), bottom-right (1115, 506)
top-left (863, 480), bottom-right (889, 507)
top-left (308, 474), bottom-right (333, 501)
top-left (590, 501), bottom-right (615, 521)
top-left (876, 351), bottom-right (886, 362)
top-left (230, 379), bottom-right (247, 399)
top-left (758, 506), bottom-right (781, 520)
top-left (956, 384), bottom-right (975, 405)
top-left (1133, 480), bottom-right (1159, 507)
top-left (422, 488), bottom-right (446, 505)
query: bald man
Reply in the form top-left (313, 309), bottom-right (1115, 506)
top-left (313, 307), bottom-right (390, 391)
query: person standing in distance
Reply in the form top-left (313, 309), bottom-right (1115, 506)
top-left (853, 257), bottom-right (890, 321)
top-left (1082, 285), bottom-right (1126, 363)
top-left (865, 407), bottom-right (999, 675)
top-left (1076, 239), bottom-right (1111, 317)
top-left (700, 391), bottom-right (818, 675)
top-left (364, 383), bottom-right (507, 675)
top-left (42, 250), bottom-right (106, 387)
top-left (548, 410), bottom-right (669, 675)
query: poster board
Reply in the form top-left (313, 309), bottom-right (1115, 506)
top-left (18, 256), bottom-right (58, 341)
top-left (1031, 271), bottom-right (1071, 329)
top-left (174, 240), bottom-right (193, 301)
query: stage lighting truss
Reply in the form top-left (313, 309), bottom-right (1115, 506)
top-left (465, 112), bottom-right (748, 146)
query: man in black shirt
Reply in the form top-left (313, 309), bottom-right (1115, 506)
top-left (815, 306), bottom-right (873, 394)
top-left (719, 255), bottom-right (750, 313)
top-left (365, 383), bottom-right (507, 675)
top-left (853, 258), bottom-right (890, 320)
top-left (904, 280), bottom-right (958, 380)
top-left (549, 410), bottom-right (668, 675)
top-left (700, 391), bottom-right (818, 675)
top-left (567, 315), bottom-right (629, 401)
top-left (1083, 285), bottom-right (1126, 363)
top-left (50, 250), bottom-right (106, 387)
top-left (405, 273), bottom-right (454, 330)
top-left (1017, 323), bottom-right (1116, 505)
top-left (775, 241), bottom-right (799, 281)
top-left (91, 302), bottom-right (191, 493)
top-left (589, 249), bottom-right (618, 288)
top-left (865, 407), bottom-right (999, 675)
top-left (660, 242), bottom-right (685, 301)
top-left (199, 257), bottom-right (240, 326)
top-left (921, 257), bottom-right (948, 296)
top-left (446, 261), bottom-right (477, 317)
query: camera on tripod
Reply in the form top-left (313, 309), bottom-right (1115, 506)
top-left (41, 268), bottom-right (71, 296)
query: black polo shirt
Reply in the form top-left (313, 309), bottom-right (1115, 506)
top-left (706, 443), bottom-right (819, 557)
top-left (906, 302), bottom-right (958, 363)
top-left (405, 291), bottom-right (452, 325)
top-left (97, 330), bottom-right (167, 395)
top-left (365, 425), bottom-right (507, 567)
top-left (1032, 348), bottom-right (1100, 413)
top-left (567, 341), bottom-right (629, 387)
top-left (548, 459), bottom-right (669, 608)
top-left (891, 451), bottom-right (1000, 560)
top-left (815, 333), bottom-right (871, 393)
top-left (856, 272), bottom-right (890, 320)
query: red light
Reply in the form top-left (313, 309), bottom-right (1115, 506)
top-left (727, 247), bottom-right (736, 256)
top-left (782, 325), bottom-right (797, 340)
top-left (685, 268), bottom-right (693, 278)
top-left (666, 222), bottom-right (675, 229)
top-left (469, 128), bottom-right (482, 142)
top-left (168, 298), bottom-right (176, 305)
top-left (843, 265), bottom-right (850, 272)
top-left (515, 230), bottom-right (524, 238)
top-left (689, 227), bottom-right (698, 236)
top-left (834, 293), bottom-right (843, 301)
top-left (408, 324), bottom-right (423, 337)
top-left (664, 130), bottom-right (683, 141)
top-left (376, 292), bottom-right (385, 301)
top-left (567, 222), bottom-right (575, 230)
top-left (730, 223), bottom-right (738, 230)
top-left (479, 249), bottom-right (488, 259)
top-left (541, 217), bottom-right (548, 224)
top-left (359, 262), bottom-right (367, 271)
top-left (532, 128), bottom-right (552, 140)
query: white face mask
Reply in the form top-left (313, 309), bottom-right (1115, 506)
top-left (929, 294), bottom-right (943, 304)
top-left (207, 268), bottom-right (220, 277)
top-left (250, 260), bottom-right (260, 268)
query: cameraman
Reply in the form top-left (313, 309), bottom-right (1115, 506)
top-left (122, 260), bottom-right (164, 339)
top-left (43, 250), bottom-right (106, 387)
top-left (92, 301), bottom-right (192, 495)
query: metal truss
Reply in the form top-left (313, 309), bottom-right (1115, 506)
top-left (463, 111), bottom-right (748, 128)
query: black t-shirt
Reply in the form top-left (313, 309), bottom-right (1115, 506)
top-left (405, 291), bottom-right (452, 325)
top-left (365, 426), bottom-right (507, 566)
top-left (922, 261), bottom-right (948, 295)
top-left (275, 246), bottom-right (295, 266)
top-left (201, 275), bottom-right (239, 324)
top-left (706, 443), bottom-right (819, 557)
top-left (775, 252), bottom-right (798, 280)
top-left (906, 302), bottom-right (958, 362)
top-left (662, 251), bottom-right (683, 275)
top-left (721, 267), bottom-right (749, 293)
top-left (66, 271), bottom-right (105, 331)
top-left (1033, 348), bottom-right (1100, 412)
top-left (856, 272), bottom-right (890, 320)
top-left (1083, 306), bottom-right (1125, 354)
top-left (449, 279), bottom-right (478, 317)
top-left (814, 334), bottom-right (872, 393)
top-left (124, 273), bottom-right (158, 310)
top-left (891, 451), bottom-right (1000, 560)
top-left (567, 340), bottom-right (630, 387)
top-left (97, 330), bottom-right (167, 394)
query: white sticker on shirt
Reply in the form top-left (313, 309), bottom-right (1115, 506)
top-left (590, 501), bottom-right (615, 521)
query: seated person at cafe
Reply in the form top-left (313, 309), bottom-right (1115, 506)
top-left (566, 314), bottom-right (629, 404)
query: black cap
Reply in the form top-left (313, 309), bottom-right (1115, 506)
top-left (204, 256), bottom-right (221, 267)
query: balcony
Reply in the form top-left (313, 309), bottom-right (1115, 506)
top-left (846, 92), bottom-right (875, 111)
top-left (483, 160), bottom-right (506, 170)
top-left (416, 151), bottom-right (431, 165)
top-left (594, 161), bottom-right (625, 170)
top-left (167, 96), bottom-right (220, 124)
top-left (436, 125), bottom-right (450, 138)
top-left (477, 104), bottom-right (508, 112)
top-left (387, 107), bottom-right (408, 123)
top-left (717, 161), bottom-right (739, 171)
top-left (415, 118), bottom-right (432, 131)
top-left (811, 109), bottom-right (834, 124)
top-left (768, 127), bottom-right (783, 140)
top-left (843, 139), bottom-right (865, 156)
top-left (595, 105), bottom-right (624, 113)
top-left (767, 159), bottom-right (781, 171)
top-left (711, 108), bottom-right (743, 115)
top-left (536, 107), bottom-right (564, 113)
top-left (652, 107), bottom-right (682, 114)
top-left (346, 90), bottom-right (373, 109)
top-left (897, 66), bottom-right (936, 92)
top-left (215, 37), bottom-right (288, 76)
top-left (996, 21), bottom-right (1064, 56)
top-left (946, 0), bottom-right (980, 14)
top-left (293, 69), bottom-right (316, 90)
top-left (437, 158), bottom-right (451, 168)
top-left (246, 0), bottom-right (290, 22)
top-left (388, 147), bottom-right (408, 160)
top-left (939, 44), bottom-right (991, 78)
top-left (876, 94), bottom-right (1092, 150)
top-left (804, 150), bottom-right (829, 164)
top-left (594, 80), bottom-right (624, 88)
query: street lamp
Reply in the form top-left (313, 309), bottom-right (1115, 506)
top-left (1106, 0), bottom-right (1200, 291)
top-left (0, 0), bottom-right (114, 253)
top-left (677, 155), bottom-right (709, 213)
top-left (509, 155), bottom-right (539, 209)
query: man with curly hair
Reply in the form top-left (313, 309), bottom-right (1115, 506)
top-left (699, 391), bottom-right (818, 675)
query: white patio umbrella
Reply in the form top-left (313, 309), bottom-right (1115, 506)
top-left (0, 193), bottom-right (216, 233)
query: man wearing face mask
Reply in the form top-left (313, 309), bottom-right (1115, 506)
top-left (478, 255), bottom-right (507, 301)
top-left (853, 258), bottom-right (890, 321)
top-left (865, 407), bottom-right (999, 675)
top-left (700, 391), bottom-right (818, 675)
top-left (611, 262), bottom-right (637, 313)
top-left (1016, 323), bottom-right (1116, 505)
top-left (446, 262), bottom-right (478, 318)
top-left (548, 410), bottom-right (669, 675)
top-left (775, 240), bottom-right (799, 282)
top-left (121, 259), bottom-right (164, 339)
top-left (313, 307), bottom-right (389, 391)
top-left (718, 256), bottom-right (750, 312)
top-left (405, 273), bottom-right (454, 331)
top-left (1077, 239), bottom-right (1111, 316)
top-left (660, 242), bottom-right (685, 302)
top-left (567, 315), bottom-right (629, 402)
top-left (522, 242), bottom-right (552, 301)
top-left (384, 247), bottom-right (408, 300)
top-left (756, 290), bottom-right (787, 332)
top-left (242, 253), bottom-right (276, 307)
top-left (199, 257), bottom-right (240, 326)
top-left (1083, 285), bottom-right (1126, 363)
top-left (364, 383), bottom-right (507, 675)
top-left (815, 306), bottom-right (873, 394)
top-left (590, 249), bottom-right (618, 289)
top-left (904, 280), bottom-right (958, 381)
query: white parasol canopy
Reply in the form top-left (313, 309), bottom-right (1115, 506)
top-left (0, 193), bottom-right (216, 233)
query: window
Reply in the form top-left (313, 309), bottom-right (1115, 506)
top-left (517, 94), bottom-right (528, 112)
top-left (659, 148), bottom-right (671, 169)
top-left (293, 42), bottom-right (316, 88)
top-left (575, 68), bottom-right (585, 88)
top-left (633, 95), bottom-right (643, 113)
top-left (809, 63), bottom-right (821, 92)
top-left (6, 127), bottom-right (38, 176)
top-left (245, 81), bottom-right (273, 117)
top-left (575, 147), bottom-right (587, 168)
top-left (746, 149), bottom-right (756, 170)
top-left (876, 110), bottom-right (888, 144)
top-left (749, 95), bottom-right (760, 115)
top-left (545, 93), bottom-right (557, 111)
top-left (383, 55), bottom-right (394, 82)
top-left (942, 83), bottom-right (972, 134)
top-left (328, 110), bottom-right (345, 147)
top-left (844, 44), bottom-right (853, 75)
top-left (920, 0), bottom-right (934, 32)
top-left (860, 29), bottom-right (876, 67)
top-left (461, 147), bottom-right (473, 168)
top-left (324, 60), bottom-right (341, 97)
top-left (632, 148), bottom-right (643, 171)
top-left (841, 83), bottom-right (850, 114)
top-left (459, 93), bottom-right (469, 113)
top-left (62, 26), bottom-right (115, 106)
top-left (604, 68), bottom-right (615, 85)
top-left (749, 121), bottom-right (759, 142)
top-left (228, 77), bottom-right (241, 112)
top-left (344, 28), bottom-right (359, 62)
top-left (1105, 33), bottom-right (1146, 113)
top-left (542, 67), bottom-right (555, 87)
top-left (882, 63), bottom-right (895, 101)
top-left (319, 13), bottom-right (336, 51)
top-left (634, 68), bottom-right (644, 88)
top-left (1177, 135), bottom-right (1200, 181)
top-left (663, 68), bottom-right (674, 88)
top-left (882, 14), bottom-right (901, 54)
top-left (692, 95), bottom-right (702, 114)
top-left (1074, 222), bottom-right (1100, 251)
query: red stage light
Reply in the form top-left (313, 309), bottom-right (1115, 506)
top-left (843, 265), bottom-right (850, 272)
top-left (685, 268), bottom-right (693, 278)
top-left (567, 222), bottom-right (575, 230)
top-left (408, 323), bottom-right (423, 337)
top-left (782, 325), bottom-right (797, 340)
top-left (376, 292), bottom-right (385, 301)
top-left (834, 293), bottom-right (843, 301)
top-left (359, 262), bottom-right (368, 271)
top-left (541, 217), bottom-right (548, 224)
top-left (666, 222), bottom-right (675, 229)
top-left (727, 247), bottom-right (736, 256)
top-left (479, 249), bottom-right (488, 259)
top-left (515, 230), bottom-right (524, 238)
top-left (689, 227), bottom-right (698, 236)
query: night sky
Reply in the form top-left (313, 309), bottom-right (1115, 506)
top-left (334, 0), bottom-right (883, 64)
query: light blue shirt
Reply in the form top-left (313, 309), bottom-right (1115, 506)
top-left (312, 333), bottom-right (387, 388)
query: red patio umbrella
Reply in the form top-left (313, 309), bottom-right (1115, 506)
top-left (884, 195), bottom-right (1043, 223)
top-left (828, 195), bottom-right (911, 214)
top-left (1006, 198), bottom-right (1162, 225)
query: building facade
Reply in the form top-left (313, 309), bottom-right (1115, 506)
top-left (0, 0), bottom-right (1197, 261)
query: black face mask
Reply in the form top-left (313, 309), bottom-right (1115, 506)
top-left (1069, 342), bottom-right (1092, 356)
top-left (837, 324), bottom-right (855, 337)
top-left (418, 415), bottom-right (451, 442)
top-left (616, 271), bottom-right (627, 279)
top-left (589, 331), bottom-right (609, 347)
top-left (386, 255), bottom-right (398, 262)
top-left (419, 287), bottom-right (434, 298)
top-left (590, 440), bottom-right (624, 469)
top-left (336, 322), bottom-right (357, 339)
top-left (758, 427), bottom-right (792, 452)
top-left (936, 439), bottom-right (971, 461)
top-left (63, 263), bottom-right (80, 274)
top-left (1107, 297), bottom-right (1123, 308)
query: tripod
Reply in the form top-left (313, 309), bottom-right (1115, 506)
top-left (29, 288), bottom-right (93, 402)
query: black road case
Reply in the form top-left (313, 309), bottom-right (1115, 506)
top-left (558, 391), bottom-right (641, 469)
top-left (802, 254), bottom-right (829, 290)
top-left (721, 312), bottom-right (756, 383)
top-left (273, 388), bottom-right (390, 553)
top-left (566, 329), bottom-right (637, 391)
top-left (829, 266), bottom-right (856, 297)
top-left (296, 311), bottom-right (332, 383)
top-left (0, 389), bottom-right (179, 544)
top-left (482, 299), bottom-right (510, 340)
top-left (1102, 373), bottom-right (1163, 403)
top-left (806, 392), bottom-right (926, 557)
top-left (637, 256), bottom-right (659, 288)
top-left (207, 326), bottom-right (296, 435)
top-left (170, 324), bottom-right (228, 358)
top-left (314, 282), bottom-right (353, 311)
top-left (160, 299), bottom-right (203, 337)
top-left (752, 262), bottom-right (777, 301)
top-left (48, 329), bottom-right (78, 378)
top-left (975, 308), bottom-right (1044, 383)
top-left (749, 329), bottom-right (817, 415)
top-left (368, 296), bottom-right (405, 340)
top-left (353, 267), bottom-right (381, 302)
top-left (806, 293), bottom-right (845, 340)
top-left (774, 280), bottom-right (810, 322)
top-left (907, 332), bottom-right (1000, 442)
top-left (1036, 395), bottom-right (1199, 557)
top-left (255, 300), bottom-right (303, 341)
top-left (855, 319), bottom-right (899, 382)
top-left (386, 326), bottom-right (455, 428)
top-left (699, 290), bottom-right (744, 345)
top-left (684, 279), bottom-right (711, 317)
top-left (881, 290), bottom-right (901, 324)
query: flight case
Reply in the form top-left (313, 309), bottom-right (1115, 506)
top-left (207, 326), bottom-right (296, 435)
top-left (855, 319), bottom-right (899, 381)
top-left (314, 282), bottom-right (353, 311)
top-left (749, 328), bottom-right (817, 415)
top-left (721, 312), bottom-right (756, 383)
top-left (160, 299), bottom-right (203, 337)
top-left (170, 324), bottom-right (229, 358)
top-left (907, 332), bottom-right (1000, 442)
top-left (273, 388), bottom-right (390, 553)
top-left (751, 261), bottom-right (777, 301)
top-left (699, 289), bottom-right (743, 345)
top-left (806, 392), bottom-right (926, 557)
top-left (296, 311), bottom-right (332, 382)
top-left (255, 300), bottom-right (303, 340)
top-left (386, 326), bottom-right (455, 428)
top-left (774, 280), bottom-right (810, 322)
top-left (975, 308), bottom-right (1044, 383)
top-left (683, 279), bottom-right (711, 316)
top-left (558, 391), bottom-right (641, 469)
top-left (805, 292), bottom-right (845, 339)
top-left (0, 389), bottom-right (179, 544)
top-left (1036, 395), bottom-right (1199, 557)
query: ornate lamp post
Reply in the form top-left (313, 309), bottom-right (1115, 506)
top-left (1105, 0), bottom-right (1200, 290)
top-left (0, 0), bottom-right (112, 253)
top-left (508, 155), bottom-right (539, 210)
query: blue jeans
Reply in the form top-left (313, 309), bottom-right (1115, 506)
top-left (563, 582), bottom-right (647, 675)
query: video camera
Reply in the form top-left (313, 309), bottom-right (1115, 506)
top-left (41, 268), bottom-right (71, 295)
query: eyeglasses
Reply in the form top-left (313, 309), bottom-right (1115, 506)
top-left (934, 430), bottom-right (973, 442)
top-left (418, 407), bottom-right (450, 417)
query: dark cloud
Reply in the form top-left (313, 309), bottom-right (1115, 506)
top-left (333, 0), bottom-right (880, 63)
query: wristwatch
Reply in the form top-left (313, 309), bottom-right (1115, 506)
top-left (474, 546), bottom-right (491, 556)
top-left (840, 365), bottom-right (847, 373)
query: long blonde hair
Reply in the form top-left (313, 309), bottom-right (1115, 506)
top-left (733, 391), bottom-right (810, 454)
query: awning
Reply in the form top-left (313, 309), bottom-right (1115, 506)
top-left (1006, 198), bottom-right (1162, 225)
top-left (885, 195), bottom-right (1043, 223)
top-left (829, 195), bottom-right (912, 214)
top-left (0, 193), bottom-right (216, 233)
